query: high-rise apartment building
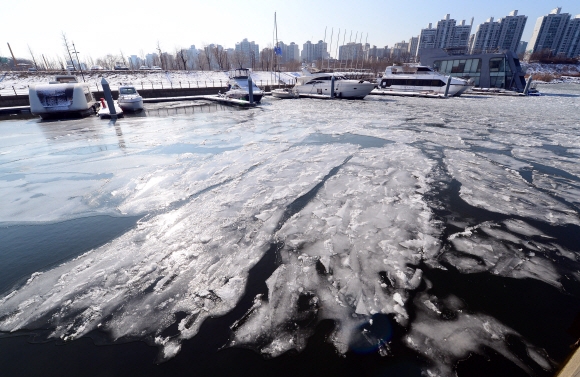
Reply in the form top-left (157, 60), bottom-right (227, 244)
top-left (418, 24), bottom-right (437, 50)
top-left (470, 10), bottom-right (527, 54)
top-left (470, 17), bottom-right (501, 53)
top-left (557, 15), bottom-right (580, 58)
top-left (408, 36), bottom-right (419, 60)
top-left (301, 40), bottom-right (327, 62)
top-left (235, 38), bottom-right (260, 65)
top-left (497, 10), bottom-right (527, 52)
top-left (338, 42), bottom-right (364, 61)
top-left (528, 8), bottom-right (570, 54)
top-left (286, 42), bottom-right (300, 62)
top-left (418, 15), bottom-right (472, 58)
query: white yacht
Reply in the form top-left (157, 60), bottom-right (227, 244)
top-left (117, 85), bottom-right (144, 111)
top-left (374, 65), bottom-right (471, 97)
top-left (293, 67), bottom-right (375, 99)
top-left (29, 75), bottom-right (99, 119)
top-left (224, 68), bottom-right (263, 103)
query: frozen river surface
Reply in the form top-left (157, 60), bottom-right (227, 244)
top-left (1, 86), bottom-right (580, 376)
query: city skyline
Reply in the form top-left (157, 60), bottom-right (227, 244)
top-left (2, 1), bottom-right (580, 61)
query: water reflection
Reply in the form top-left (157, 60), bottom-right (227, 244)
top-left (111, 120), bottom-right (126, 150)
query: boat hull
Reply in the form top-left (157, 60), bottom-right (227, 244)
top-left (118, 98), bottom-right (144, 111)
top-left (271, 89), bottom-right (297, 99)
top-left (294, 82), bottom-right (375, 99)
top-left (372, 83), bottom-right (470, 97)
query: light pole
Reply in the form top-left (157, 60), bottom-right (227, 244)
top-left (71, 42), bottom-right (85, 82)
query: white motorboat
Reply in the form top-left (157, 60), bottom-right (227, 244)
top-left (271, 88), bottom-right (297, 99)
top-left (374, 65), bottom-right (471, 97)
top-left (293, 67), bottom-right (375, 99)
top-left (117, 86), bottom-right (144, 111)
top-left (97, 98), bottom-right (124, 118)
top-left (28, 75), bottom-right (99, 119)
top-left (224, 68), bottom-right (264, 103)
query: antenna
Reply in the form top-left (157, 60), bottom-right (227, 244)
top-left (328, 28), bottom-right (334, 69)
top-left (334, 28), bottom-right (340, 69)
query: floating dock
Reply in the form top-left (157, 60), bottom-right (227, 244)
top-left (200, 95), bottom-right (258, 107)
top-left (144, 94), bottom-right (258, 107)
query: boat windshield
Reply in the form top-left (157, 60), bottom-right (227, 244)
top-left (119, 87), bottom-right (137, 95)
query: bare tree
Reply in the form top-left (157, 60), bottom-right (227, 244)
top-left (119, 50), bottom-right (127, 67)
top-left (260, 48), bottom-right (273, 71)
top-left (202, 45), bottom-right (213, 70)
top-left (233, 50), bottom-right (246, 69)
top-left (212, 46), bottom-right (227, 70)
top-left (197, 51), bottom-right (208, 71)
top-left (156, 41), bottom-right (165, 70)
top-left (177, 48), bottom-right (188, 70)
top-left (86, 55), bottom-right (95, 69)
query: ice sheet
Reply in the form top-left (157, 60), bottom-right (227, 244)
top-left (231, 144), bottom-right (440, 355)
top-left (445, 149), bottom-right (579, 225)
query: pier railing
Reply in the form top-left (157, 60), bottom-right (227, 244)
top-left (0, 79), bottom-right (297, 96)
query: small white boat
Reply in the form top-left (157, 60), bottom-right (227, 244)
top-left (28, 75), bottom-right (99, 119)
top-left (224, 68), bottom-right (264, 103)
top-left (117, 86), bottom-right (143, 111)
top-left (271, 88), bottom-right (297, 99)
top-left (293, 67), bottom-right (375, 99)
top-left (97, 99), bottom-right (124, 118)
top-left (374, 65), bottom-right (471, 97)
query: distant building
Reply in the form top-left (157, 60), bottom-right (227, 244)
top-left (528, 7), bottom-right (570, 54)
top-left (408, 36), bottom-right (419, 60)
top-left (129, 55), bottom-right (141, 69)
top-left (286, 42), bottom-right (300, 62)
top-left (275, 41), bottom-right (300, 63)
top-left (497, 11), bottom-right (528, 52)
top-left (470, 11), bottom-right (527, 54)
top-left (301, 40), bottom-right (327, 62)
top-left (301, 40), bottom-right (314, 62)
top-left (145, 53), bottom-right (158, 67)
top-left (418, 24), bottom-right (437, 50)
top-left (235, 38), bottom-right (259, 67)
top-left (391, 41), bottom-right (410, 61)
top-left (557, 14), bottom-right (580, 58)
top-left (417, 15), bottom-right (473, 60)
top-left (338, 42), bottom-right (363, 61)
top-left (469, 17), bottom-right (501, 53)
top-left (517, 41), bottom-right (528, 55)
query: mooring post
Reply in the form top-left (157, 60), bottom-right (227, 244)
top-left (444, 76), bottom-right (452, 97)
top-left (330, 75), bottom-right (335, 98)
top-left (523, 74), bottom-right (533, 96)
top-left (248, 76), bottom-right (254, 104)
top-left (101, 77), bottom-right (117, 119)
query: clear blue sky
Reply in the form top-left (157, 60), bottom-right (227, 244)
top-left (2, 0), bottom-right (579, 61)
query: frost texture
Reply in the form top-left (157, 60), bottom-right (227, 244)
top-left (2, 87), bottom-right (580, 375)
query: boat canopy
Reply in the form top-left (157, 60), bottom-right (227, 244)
top-left (229, 68), bottom-right (251, 79)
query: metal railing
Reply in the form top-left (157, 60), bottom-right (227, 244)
top-left (0, 79), bottom-right (297, 96)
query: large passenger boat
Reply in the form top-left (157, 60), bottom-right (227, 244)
top-left (29, 75), bottom-right (99, 119)
top-left (374, 65), bottom-right (471, 97)
top-left (293, 67), bottom-right (375, 99)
